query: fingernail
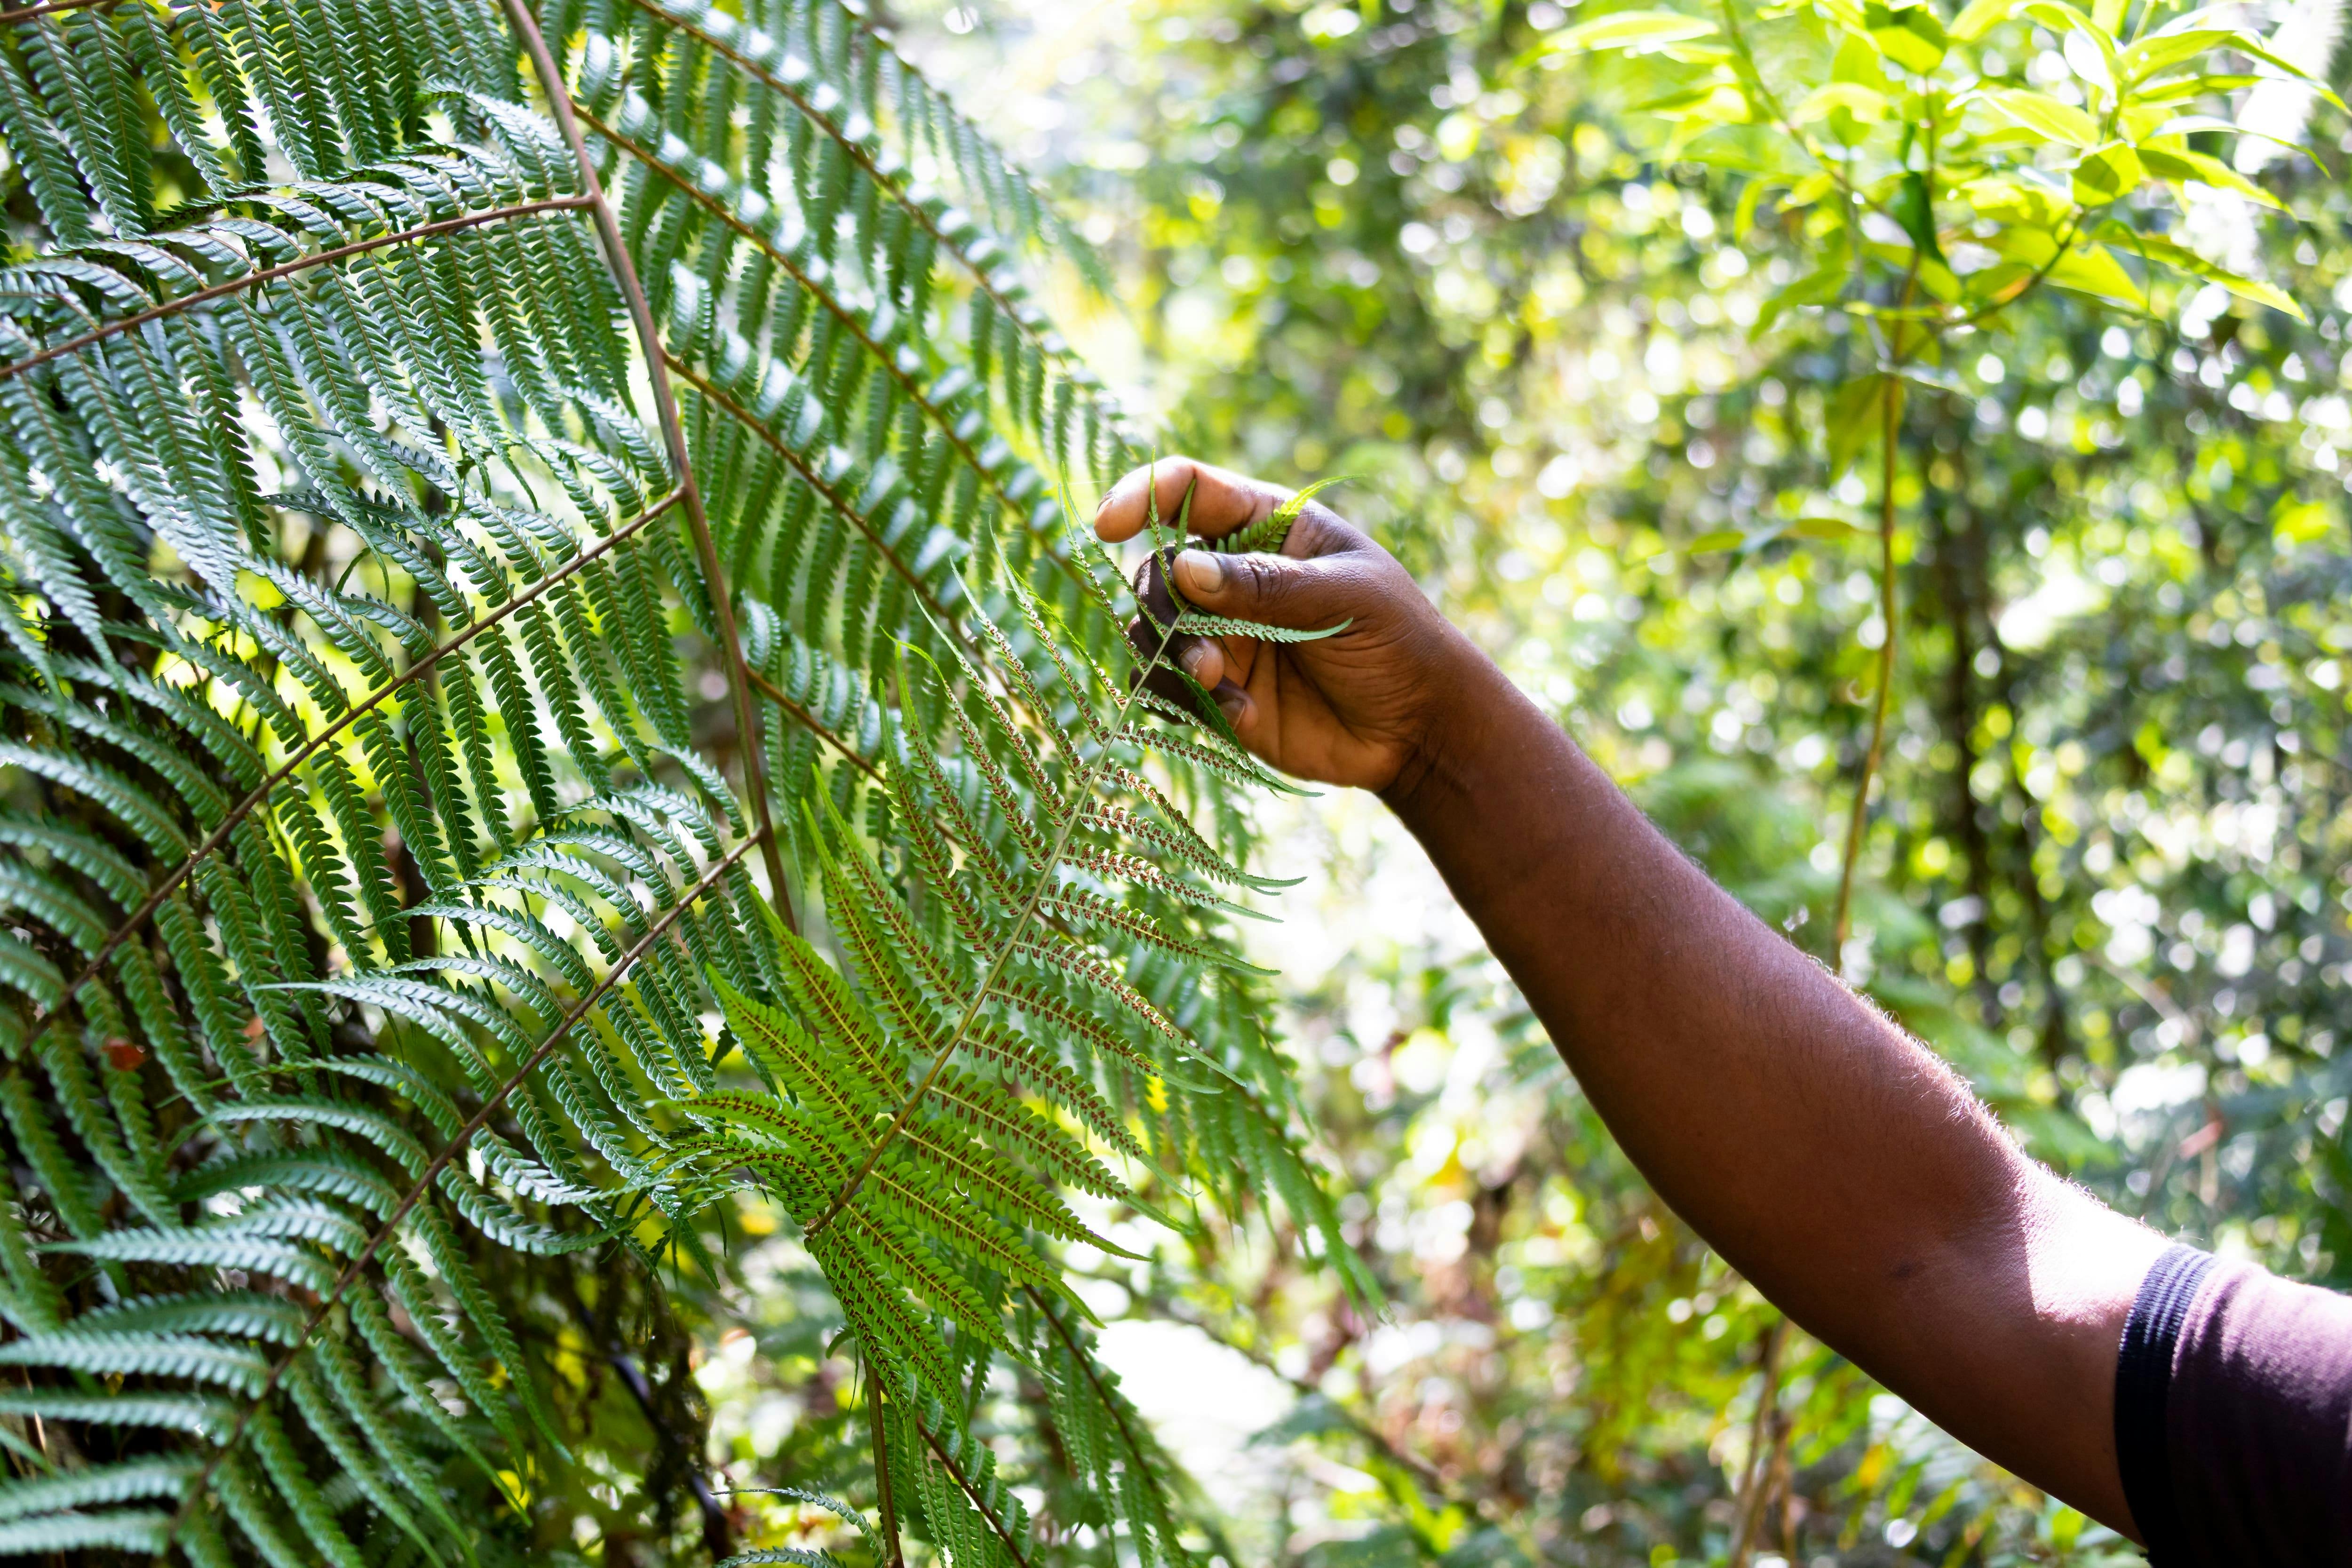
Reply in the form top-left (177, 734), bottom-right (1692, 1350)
top-left (1214, 686), bottom-right (1246, 722)
top-left (1180, 644), bottom-right (1212, 681)
top-left (1094, 489), bottom-right (1112, 518)
top-left (1176, 549), bottom-right (1224, 594)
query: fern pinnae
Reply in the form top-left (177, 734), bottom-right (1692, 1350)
top-left (903, 1405), bottom-right (1039, 1568)
top-left (988, 974), bottom-right (1219, 1098)
top-left (800, 478), bottom-right (1206, 1242)
top-left (154, 827), bottom-right (767, 1545)
top-left (604, 0), bottom-right (949, 280)
top-left (816, 794), bottom-right (973, 1003)
top-left (1057, 841), bottom-right (1267, 923)
top-left (1037, 885), bottom-right (1275, 975)
top-left (1, 480), bottom-right (683, 1077)
top-left (0, 194), bottom-right (601, 384)
top-left (574, 93), bottom-right (1084, 584)
top-left (1078, 796), bottom-right (1296, 894)
top-left (663, 349), bottom-right (971, 637)
top-left (921, 1063), bottom-right (1133, 1197)
top-left (278, 1357), bottom-right (452, 1568)
top-left (954, 1023), bottom-right (1152, 1163)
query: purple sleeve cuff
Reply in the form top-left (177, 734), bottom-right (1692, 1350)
top-left (2115, 1244), bottom-right (2352, 1564)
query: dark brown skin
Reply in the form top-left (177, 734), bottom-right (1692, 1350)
top-left (1097, 455), bottom-right (2167, 1540)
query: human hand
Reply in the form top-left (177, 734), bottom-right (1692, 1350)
top-left (1093, 456), bottom-right (1486, 795)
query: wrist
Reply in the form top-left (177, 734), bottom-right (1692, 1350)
top-left (1379, 631), bottom-right (1517, 826)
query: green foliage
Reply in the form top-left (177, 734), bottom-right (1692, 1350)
top-left (1545, 0), bottom-right (2323, 496)
top-left (0, 0), bottom-right (1362, 1560)
top-left (906, 0), bottom-right (2351, 1561)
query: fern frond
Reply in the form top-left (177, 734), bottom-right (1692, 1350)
top-left (0, 0), bottom-right (1348, 1555)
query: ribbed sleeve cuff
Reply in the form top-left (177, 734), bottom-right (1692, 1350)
top-left (2115, 1243), bottom-right (2217, 1561)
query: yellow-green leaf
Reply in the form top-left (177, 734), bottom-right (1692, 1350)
top-left (1791, 515), bottom-right (1867, 539)
top-left (1544, 11), bottom-right (1719, 55)
top-left (2098, 223), bottom-right (2305, 318)
top-left (2135, 142), bottom-right (2286, 209)
top-left (2045, 244), bottom-right (2145, 307)
top-left (2117, 26), bottom-right (2234, 82)
top-left (1985, 88), bottom-right (2101, 147)
top-left (1832, 29), bottom-right (1894, 91)
top-left (1828, 374), bottom-right (1899, 476)
top-left (2071, 141), bottom-right (2144, 204)
top-left (1794, 81), bottom-right (1891, 124)
top-left (1866, 0), bottom-right (1949, 72)
top-left (1949, 0), bottom-right (2019, 43)
top-left (1956, 172), bottom-right (2070, 228)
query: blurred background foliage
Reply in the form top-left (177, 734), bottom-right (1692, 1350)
top-left (690, 0), bottom-right (2352, 1563)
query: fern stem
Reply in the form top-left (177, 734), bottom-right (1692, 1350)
top-left (501, 0), bottom-right (800, 936)
top-left (158, 825), bottom-right (770, 1561)
top-left (1024, 1286), bottom-right (1161, 1485)
top-left (13, 486), bottom-right (683, 1075)
top-left (616, 0), bottom-right (1106, 417)
top-left (804, 509), bottom-right (1196, 1240)
top-left (0, 0), bottom-right (115, 24)
top-left (580, 102), bottom-right (1093, 594)
top-left (865, 1374), bottom-right (907, 1568)
top-left (0, 195), bottom-right (596, 384)
top-left (663, 350), bottom-right (976, 654)
top-left (748, 667), bottom-right (887, 787)
top-left (914, 1406), bottom-right (1034, 1568)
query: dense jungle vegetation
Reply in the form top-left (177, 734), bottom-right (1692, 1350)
top-left (0, 0), bottom-right (2342, 1562)
top-left (854, 0), bottom-right (2352, 1563)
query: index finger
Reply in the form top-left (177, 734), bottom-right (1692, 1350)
top-left (1092, 456), bottom-right (1287, 545)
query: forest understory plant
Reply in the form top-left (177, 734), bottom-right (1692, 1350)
top-left (1549, 0), bottom-right (2328, 1552)
top-left (0, 0), bottom-right (1366, 1560)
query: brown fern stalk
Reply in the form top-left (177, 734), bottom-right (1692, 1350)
top-left (500, 0), bottom-right (798, 935)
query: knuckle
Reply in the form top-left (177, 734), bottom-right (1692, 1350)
top-left (1232, 555), bottom-right (1297, 617)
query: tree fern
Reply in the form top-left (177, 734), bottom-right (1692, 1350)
top-left (0, 0), bottom-right (1364, 1560)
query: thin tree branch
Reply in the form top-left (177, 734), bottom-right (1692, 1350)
top-left (14, 487), bottom-right (682, 1080)
top-left (610, 1346), bottom-right (733, 1556)
top-left (1831, 380), bottom-right (1903, 959)
top-left (1725, 1319), bottom-right (1787, 1568)
top-left (0, 196), bottom-right (596, 383)
top-left (501, 0), bottom-right (799, 936)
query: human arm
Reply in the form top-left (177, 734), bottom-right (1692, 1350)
top-left (1095, 457), bottom-right (2169, 1536)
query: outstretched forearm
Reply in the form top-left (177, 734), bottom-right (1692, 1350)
top-left (1383, 644), bottom-right (2163, 1535)
top-left (1092, 456), bottom-right (2169, 1534)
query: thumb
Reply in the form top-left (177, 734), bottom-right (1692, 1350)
top-left (1170, 548), bottom-right (1342, 630)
